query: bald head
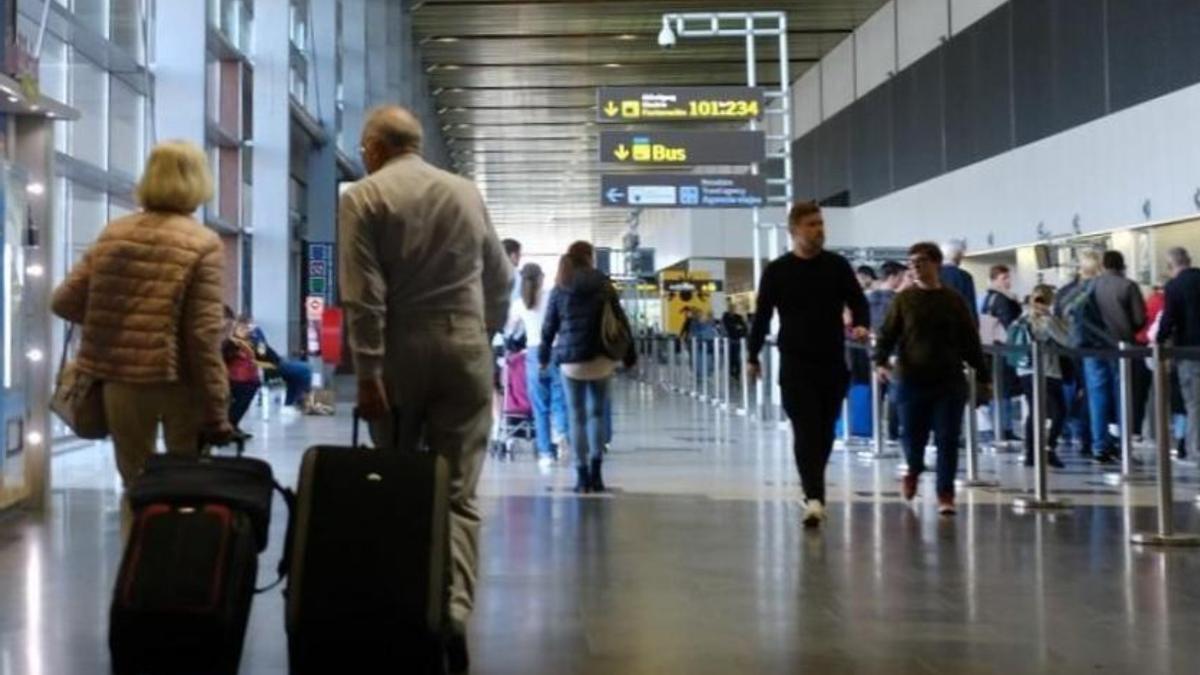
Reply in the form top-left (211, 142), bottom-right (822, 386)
top-left (361, 106), bottom-right (423, 173)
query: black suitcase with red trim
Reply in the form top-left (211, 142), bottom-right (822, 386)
top-left (109, 502), bottom-right (258, 675)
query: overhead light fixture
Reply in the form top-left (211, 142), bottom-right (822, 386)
top-left (26, 182), bottom-right (44, 195)
top-left (5, 96), bottom-right (15, 103)
top-left (603, 63), bottom-right (623, 68)
top-left (614, 34), bottom-right (639, 41)
top-left (436, 37), bottom-right (461, 43)
top-left (440, 64), bottom-right (461, 71)
top-left (30, 104), bottom-right (39, 111)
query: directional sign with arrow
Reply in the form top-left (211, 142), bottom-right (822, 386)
top-left (599, 174), bottom-right (767, 208)
top-left (596, 86), bottom-right (765, 123)
top-left (599, 130), bottom-right (765, 166)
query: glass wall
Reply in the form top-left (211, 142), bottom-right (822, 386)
top-left (23, 0), bottom-right (152, 254)
top-left (20, 0), bottom-right (154, 440)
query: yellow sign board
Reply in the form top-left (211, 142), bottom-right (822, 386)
top-left (596, 86), bottom-right (765, 122)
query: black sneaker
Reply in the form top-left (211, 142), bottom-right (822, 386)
top-left (1048, 451), bottom-right (1065, 469)
top-left (1095, 449), bottom-right (1119, 465)
top-left (446, 633), bottom-right (469, 674)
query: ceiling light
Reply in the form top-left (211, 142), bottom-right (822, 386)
top-left (26, 182), bottom-right (44, 195)
top-left (603, 63), bottom-right (623, 68)
top-left (614, 34), bottom-right (639, 41)
top-left (30, 104), bottom-right (39, 111)
top-left (440, 64), bottom-right (461, 71)
top-left (436, 37), bottom-right (461, 43)
top-left (5, 96), bottom-right (16, 103)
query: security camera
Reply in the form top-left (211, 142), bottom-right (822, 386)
top-left (658, 20), bottom-right (676, 48)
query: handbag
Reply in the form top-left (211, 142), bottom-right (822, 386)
top-left (49, 325), bottom-right (108, 439)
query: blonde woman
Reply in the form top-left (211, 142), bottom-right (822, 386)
top-left (52, 140), bottom-right (233, 487)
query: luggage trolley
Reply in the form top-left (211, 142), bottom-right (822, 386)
top-left (489, 348), bottom-right (536, 460)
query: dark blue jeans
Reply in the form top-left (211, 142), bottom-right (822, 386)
top-left (1061, 374), bottom-right (1092, 452)
top-left (1083, 358), bottom-right (1119, 452)
top-left (896, 377), bottom-right (967, 497)
top-left (563, 376), bottom-right (611, 467)
top-left (526, 351), bottom-right (568, 457)
top-left (277, 359), bottom-right (313, 406)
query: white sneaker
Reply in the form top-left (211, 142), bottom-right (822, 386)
top-left (537, 456), bottom-right (554, 471)
top-left (802, 500), bottom-right (826, 529)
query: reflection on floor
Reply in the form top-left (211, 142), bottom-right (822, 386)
top-left (3, 379), bottom-right (1200, 674)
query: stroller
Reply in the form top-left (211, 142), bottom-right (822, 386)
top-left (489, 349), bottom-right (536, 460)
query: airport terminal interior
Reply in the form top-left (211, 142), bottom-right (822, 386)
top-left (3, 0), bottom-right (1200, 673)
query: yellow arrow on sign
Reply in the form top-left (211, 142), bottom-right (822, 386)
top-left (603, 101), bottom-right (620, 117)
top-left (613, 144), bottom-right (631, 161)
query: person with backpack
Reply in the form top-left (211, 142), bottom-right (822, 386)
top-left (1009, 285), bottom-right (1070, 468)
top-left (540, 241), bottom-right (636, 493)
top-left (747, 201), bottom-right (870, 529)
top-left (1057, 249), bottom-right (1103, 457)
top-left (980, 264), bottom-right (1023, 442)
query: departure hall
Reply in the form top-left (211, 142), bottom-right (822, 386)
top-left (1, 1), bottom-right (1199, 674)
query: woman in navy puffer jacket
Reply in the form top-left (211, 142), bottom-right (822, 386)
top-left (540, 241), bottom-right (636, 493)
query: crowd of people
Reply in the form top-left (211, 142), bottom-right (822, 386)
top-left (45, 103), bottom-right (1200, 672)
top-left (850, 237), bottom-right (1200, 478)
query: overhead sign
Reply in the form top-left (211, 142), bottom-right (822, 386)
top-left (599, 130), bottom-right (764, 166)
top-left (597, 86), bottom-right (765, 122)
top-left (600, 174), bottom-right (766, 209)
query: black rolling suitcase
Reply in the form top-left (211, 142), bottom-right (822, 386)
top-left (285, 410), bottom-right (451, 675)
top-left (110, 448), bottom-right (291, 675)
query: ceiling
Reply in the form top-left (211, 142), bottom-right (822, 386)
top-left (410, 0), bottom-right (888, 256)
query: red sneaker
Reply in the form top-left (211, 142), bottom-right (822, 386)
top-left (937, 494), bottom-right (956, 516)
top-left (901, 473), bottom-right (918, 501)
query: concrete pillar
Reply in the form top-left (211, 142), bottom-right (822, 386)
top-left (306, 0), bottom-right (340, 244)
top-left (251, 0), bottom-right (294, 352)
top-left (152, 0), bottom-right (206, 152)
top-left (341, 0), bottom-right (368, 166)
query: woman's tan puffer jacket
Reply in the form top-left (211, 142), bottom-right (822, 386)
top-left (51, 211), bottom-right (230, 427)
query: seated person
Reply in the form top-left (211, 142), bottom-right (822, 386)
top-left (223, 307), bottom-right (261, 439)
top-left (240, 317), bottom-right (313, 409)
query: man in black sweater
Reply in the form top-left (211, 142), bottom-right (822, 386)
top-left (748, 201), bottom-right (870, 528)
top-left (1158, 246), bottom-right (1200, 459)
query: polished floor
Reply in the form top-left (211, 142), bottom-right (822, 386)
top-left (3, 378), bottom-right (1200, 674)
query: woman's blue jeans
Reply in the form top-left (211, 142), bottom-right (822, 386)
top-left (525, 351), bottom-right (567, 457)
top-left (563, 375), bottom-right (611, 467)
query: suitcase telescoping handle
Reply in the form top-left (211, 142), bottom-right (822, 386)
top-left (351, 407), bottom-right (426, 452)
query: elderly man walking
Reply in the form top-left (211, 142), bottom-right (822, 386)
top-left (340, 105), bottom-right (512, 673)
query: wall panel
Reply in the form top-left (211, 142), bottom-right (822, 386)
top-left (897, 0), bottom-right (949, 70)
top-left (855, 4), bottom-right (896, 98)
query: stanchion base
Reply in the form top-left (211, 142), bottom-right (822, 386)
top-left (1130, 532), bottom-right (1200, 547)
top-left (1013, 497), bottom-right (1070, 510)
top-left (857, 449), bottom-right (901, 460)
top-left (957, 478), bottom-right (999, 488)
top-left (1103, 472), bottom-right (1152, 486)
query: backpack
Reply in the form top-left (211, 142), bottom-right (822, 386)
top-left (1005, 318), bottom-right (1032, 370)
top-left (1067, 283), bottom-right (1112, 349)
top-left (599, 286), bottom-right (633, 362)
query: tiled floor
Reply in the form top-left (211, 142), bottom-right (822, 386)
top-left (3, 378), bottom-right (1200, 674)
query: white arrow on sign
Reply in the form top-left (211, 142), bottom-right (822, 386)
top-left (605, 187), bottom-right (625, 203)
